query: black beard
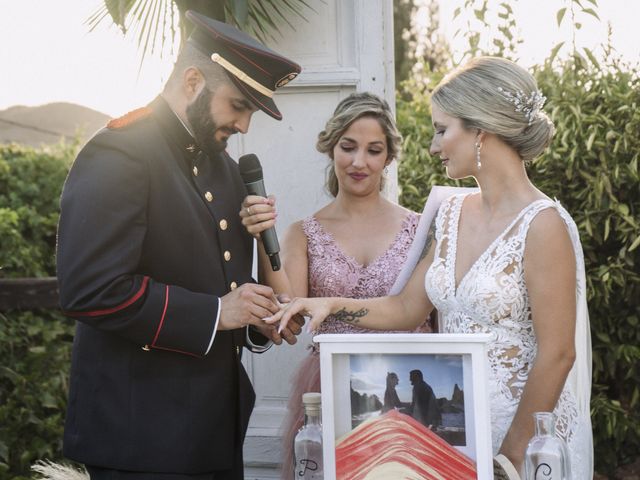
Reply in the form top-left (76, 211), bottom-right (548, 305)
top-left (186, 86), bottom-right (227, 155)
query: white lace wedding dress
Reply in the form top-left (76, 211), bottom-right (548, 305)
top-left (425, 193), bottom-right (593, 479)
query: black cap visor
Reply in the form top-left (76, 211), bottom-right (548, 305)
top-left (226, 73), bottom-right (282, 120)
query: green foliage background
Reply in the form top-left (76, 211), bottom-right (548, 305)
top-left (396, 55), bottom-right (640, 475)
top-left (0, 144), bottom-right (76, 479)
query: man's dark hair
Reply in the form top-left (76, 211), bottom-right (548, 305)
top-left (164, 41), bottom-right (230, 93)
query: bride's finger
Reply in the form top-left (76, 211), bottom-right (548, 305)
top-left (264, 309), bottom-right (283, 325)
top-left (276, 303), bottom-right (304, 333)
top-left (277, 310), bottom-right (294, 333)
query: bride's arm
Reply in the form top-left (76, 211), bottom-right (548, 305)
top-left (499, 208), bottom-right (577, 472)
top-left (268, 223), bottom-right (438, 332)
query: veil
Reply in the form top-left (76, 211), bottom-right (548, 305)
top-left (556, 203), bottom-right (594, 478)
top-left (389, 185), bottom-right (477, 295)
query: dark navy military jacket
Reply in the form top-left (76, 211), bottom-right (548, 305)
top-left (56, 96), bottom-right (264, 474)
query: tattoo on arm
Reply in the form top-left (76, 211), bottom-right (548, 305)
top-left (334, 307), bottom-right (369, 324)
top-left (419, 218), bottom-right (437, 262)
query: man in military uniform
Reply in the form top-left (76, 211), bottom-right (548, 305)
top-left (407, 369), bottom-right (442, 430)
top-left (56, 11), bottom-right (302, 480)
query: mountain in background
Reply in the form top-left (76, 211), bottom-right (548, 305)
top-left (0, 103), bottom-right (111, 147)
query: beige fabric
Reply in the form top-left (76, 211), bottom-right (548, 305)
top-left (494, 454), bottom-right (521, 480)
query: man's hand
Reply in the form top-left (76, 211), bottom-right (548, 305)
top-left (274, 294), bottom-right (306, 344)
top-left (252, 295), bottom-right (305, 345)
top-left (251, 318), bottom-right (302, 345)
top-left (264, 296), bottom-right (333, 334)
top-left (219, 283), bottom-right (279, 330)
top-left (278, 312), bottom-right (306, 344)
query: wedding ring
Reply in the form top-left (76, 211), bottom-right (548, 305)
top-left (246, 206), bottom-right (253, 215)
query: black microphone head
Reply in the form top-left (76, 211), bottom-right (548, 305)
top-left (239, 154), bottom-right (263, 183)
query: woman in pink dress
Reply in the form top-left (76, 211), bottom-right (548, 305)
top-left (241, 92), bottom-right (430, 479)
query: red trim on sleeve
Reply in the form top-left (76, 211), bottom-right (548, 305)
top-left (64, 276), bottom-right (150, 317)
top-left (151, 285), bottom-right (170, 346)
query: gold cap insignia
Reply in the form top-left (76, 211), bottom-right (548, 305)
top-left (275, 72), bottom-right (298, 89)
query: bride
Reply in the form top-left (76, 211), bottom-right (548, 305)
top-left (265, 56), bottom-right (593, 478)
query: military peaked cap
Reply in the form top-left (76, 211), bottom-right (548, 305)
top-left (186, 10), bottom-right (301, 120)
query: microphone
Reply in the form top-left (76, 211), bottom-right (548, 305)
top-left (239, 154), bottom-right (281, 271)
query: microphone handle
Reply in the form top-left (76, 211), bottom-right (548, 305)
top-left (244, 180), bottom-right (281, 271)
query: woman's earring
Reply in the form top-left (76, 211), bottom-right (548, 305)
top-left (475, 141), bottom-right (482, 170)
top-left (384, 165), bottom-right (390, 175)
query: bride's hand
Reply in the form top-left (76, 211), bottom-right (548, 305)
top-left (266, 297), bottom-right (333, 334)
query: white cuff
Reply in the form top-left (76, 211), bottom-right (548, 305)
top-left (246, 327), bottom-right (273, 353)
top-left (204, 297), bottom-right (221, 355)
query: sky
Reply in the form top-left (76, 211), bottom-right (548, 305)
top-left (1, 1), bottom-right (638, 117)
top-left (350, 353), bottom-right (464, 401)
top-left (0, 1), bottom-right (176, 117)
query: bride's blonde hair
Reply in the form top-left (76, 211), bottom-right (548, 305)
top-left (432, 56), bottom-right (555, 162)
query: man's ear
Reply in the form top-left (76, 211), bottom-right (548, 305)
top-left (183, 67), bottom-right (205, 100)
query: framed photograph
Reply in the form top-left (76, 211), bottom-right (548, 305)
top-left (317, 333), bottom-right (493, 479)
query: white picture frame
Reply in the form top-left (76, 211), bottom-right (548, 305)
top-left (316, 333), bottom-right (494, 479)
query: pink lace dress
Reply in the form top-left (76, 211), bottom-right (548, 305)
top-left (281, 211), bottom-right (431, 479)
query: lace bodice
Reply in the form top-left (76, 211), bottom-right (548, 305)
top-left (304, 212), bottom-right (430, 336)
top-left (425, 193), bottom-right (592, 479)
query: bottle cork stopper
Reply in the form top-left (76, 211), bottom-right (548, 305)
top-left (302, 392), bottom-right (321, 405)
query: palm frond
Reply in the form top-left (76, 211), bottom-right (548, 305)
top-left (278, 0), bottom-right (317, 19)
top-left (232, 0), bottom-right (250, 27)
top-left (85, 5), bottom-right (113, 33)
top-left (87, 0), bottom-right (314, 69)
top-left (262, 1), bottom-right (298, 31)
top-left (246, 0), bottom-right (315, 40)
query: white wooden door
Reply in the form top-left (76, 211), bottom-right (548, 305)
top-left (228, 1), bottom-right (395, 477)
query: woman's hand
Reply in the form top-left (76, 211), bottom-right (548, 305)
top-left (240, 194), bottom-right (277, 239)
top-left (265, 297), bottom-right (335, 334)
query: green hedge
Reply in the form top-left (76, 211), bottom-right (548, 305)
top-left (397, 55), bottom-right (640, 476)
top-left (0, 144), bottom-right (73, 278)
top-left (0, 143), bottom-right (75, 479)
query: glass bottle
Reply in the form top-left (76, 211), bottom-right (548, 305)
top-left (524, 412), bottom-right (570, 480)
top-left (293, 392), bottom-right (324, 479)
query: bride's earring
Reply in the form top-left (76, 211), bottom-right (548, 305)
top-left (475, 141), bottom-right (482, 170)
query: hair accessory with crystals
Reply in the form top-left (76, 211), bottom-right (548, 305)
top-left (497, 87), bottom-right (546, 125)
